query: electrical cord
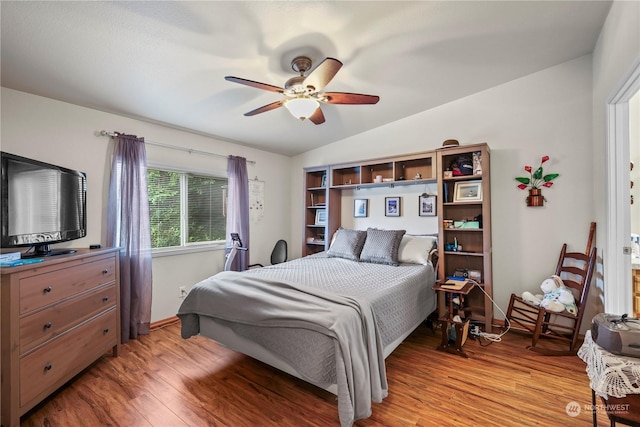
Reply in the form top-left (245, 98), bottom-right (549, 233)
top-left (465, 278), bottom-right (510, 345)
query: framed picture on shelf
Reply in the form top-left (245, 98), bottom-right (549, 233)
top-left (419, 195), bottom-right (436, 216)
top-left (385, 197), bottom-right (401, 217)
top-left (453, 180), bottom-right (483, 202)
top-left (472, 151), bottom-right (483, 175)
top-left (354, 198), bottom-right (368, 217)
top-left (320, 173), bottom-right (327, 188)
top-left (315, 209), bottom-right (327, 225)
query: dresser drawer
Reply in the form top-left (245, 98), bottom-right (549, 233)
top-left (20, 284), bottom-right (117, 355)
top-left (19, 307), bottom-right (117, 407)
top-left (19, 255), bottom-right (116, 314)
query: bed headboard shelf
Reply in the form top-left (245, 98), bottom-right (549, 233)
top-left (303, 143), bottom-right (493, 331)
top-left (303, 151), bottom-right (436, 257)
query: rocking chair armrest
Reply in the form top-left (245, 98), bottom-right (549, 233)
top-left (540, 308), bottom-right (578, 318)
top-left (510, 294), bottom-right (579, 318)
top-left (510, 294), bottom-right (539, 309)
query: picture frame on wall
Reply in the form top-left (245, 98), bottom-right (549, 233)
top-left (354, 199), bottom-right (368, 217)
top-left (385, 197), bottom-right (401, 217)
top-left (419, 195), bottom-right (436, 216)
top-left (453, 180), bottom-right (483, 202)
top-left (315, 209), bottom-right (327, 225)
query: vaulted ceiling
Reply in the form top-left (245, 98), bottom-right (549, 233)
top-left (1, 1), bottom-right (611, 156)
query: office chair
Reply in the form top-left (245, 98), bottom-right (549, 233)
top-left (249, 239), bottom-right (288, 268)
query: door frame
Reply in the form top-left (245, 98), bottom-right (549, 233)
top-left (605, 57), bottom-right (640, 314)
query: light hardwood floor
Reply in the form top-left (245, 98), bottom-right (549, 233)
top-left (20, 321), bottom-right (612, 426)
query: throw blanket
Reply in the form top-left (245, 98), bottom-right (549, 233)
top-left (177, 271), bottom-right (388, 426)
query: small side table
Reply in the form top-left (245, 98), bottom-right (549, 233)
top-left (433, 281), bottom-right (475, 358)
top-left (578, 330), bottom-right (640, 427)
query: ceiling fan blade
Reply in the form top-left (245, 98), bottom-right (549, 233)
top-left (244, 100), bottom-right (284, 116)
top-left (308, 107), bottom-right (325, 125)
top-left (225, 76), bottom-right (285, 93)
top-left (322, 92), bottom-right (380, 105)
top-left (303, 58), bottom-right (343, 92)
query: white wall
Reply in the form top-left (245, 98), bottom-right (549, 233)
top-left (292, 55), bottom-right (595, 319)
top-left (340, 184), bottom-right (440, 235)
top-left (0, 88), bottom-right (292, 322)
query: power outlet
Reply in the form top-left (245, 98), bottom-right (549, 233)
top-left (179, 286), bottom-right (188, 299)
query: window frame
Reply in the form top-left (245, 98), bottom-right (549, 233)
top-left (147, 163), bottom-right (227, 257)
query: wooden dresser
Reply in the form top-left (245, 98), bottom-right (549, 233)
top-left (1, 248), bottom-right (120, 427)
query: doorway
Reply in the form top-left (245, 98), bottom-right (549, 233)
top-left (605, 59), bottom-right (640, 315)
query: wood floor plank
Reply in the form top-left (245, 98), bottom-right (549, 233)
top-left (19, 322), bottom-right (616, 426)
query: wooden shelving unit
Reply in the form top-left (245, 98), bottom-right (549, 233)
top-left (302, 152), bottom-right (437, 257)
top-left (436, 143), bottom-right (493, 332)
top-left (303, 166), bottom-right (341, 256)
top-left (330, 152), bottom-right (435, 189)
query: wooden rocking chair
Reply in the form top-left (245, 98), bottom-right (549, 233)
top-left (505, 222), bottom-right (597, 355)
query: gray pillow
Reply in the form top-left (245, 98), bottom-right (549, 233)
top-left (360, 228), bottom-right (406, 266)
top-left (327, 228), bottom-right (366, 261)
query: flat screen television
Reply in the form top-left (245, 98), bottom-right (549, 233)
top-left (1, 152), bottom-right (87, 257)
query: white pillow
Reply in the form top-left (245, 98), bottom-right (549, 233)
top-left (398, 234), bottom-right (437, 265)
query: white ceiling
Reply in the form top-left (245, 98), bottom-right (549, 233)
top-left (1, 1), bottom-right (612, 156)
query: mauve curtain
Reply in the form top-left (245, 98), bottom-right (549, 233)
top-left (226, 155), bottom-right (249, 271)
top-left (106, 134), bottom-right (153, 342)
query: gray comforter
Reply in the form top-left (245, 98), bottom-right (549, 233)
top-left (178, 271), bottom-right (386, 426)
top-left (177, 253), bottom-right (435, 426)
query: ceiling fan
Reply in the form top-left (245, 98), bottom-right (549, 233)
top-left (225, 56), bottom-right (380, 125)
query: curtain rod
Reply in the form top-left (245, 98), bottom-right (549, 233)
top-left (97, 130), bottom-right (256, 165)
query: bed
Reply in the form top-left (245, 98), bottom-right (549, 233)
top-left (177, 229), bottom-right (437, 426)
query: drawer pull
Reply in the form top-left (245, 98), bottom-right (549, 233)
top-left (44, 364), bottom-right (53, 372)
top-left (102, 269), bottom-right (109, 275)
top-left (103, 328), bottom-right (109, 335)
top-left (44, 322), bottom-right (52, 329)
top-left (102, 296), bottom-right (109, 302)
top-left (43, 286), bottom-right (52, 293)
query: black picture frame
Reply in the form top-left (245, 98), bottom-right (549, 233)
top-left (385, 197), bottom-right (401, 217)
top-left (419, 195), bottom-right (436, 216)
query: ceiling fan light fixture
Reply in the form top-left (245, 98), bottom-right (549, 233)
top-left (284, 97), bottom-right (319, 120)
top-left (226, 56), bottom-right (377, 125)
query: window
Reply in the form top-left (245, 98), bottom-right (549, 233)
top-left (147, 168), bottom-right (227, 250)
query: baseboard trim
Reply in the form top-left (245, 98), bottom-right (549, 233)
top-left (151, 316), bottom-right (180, 331)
